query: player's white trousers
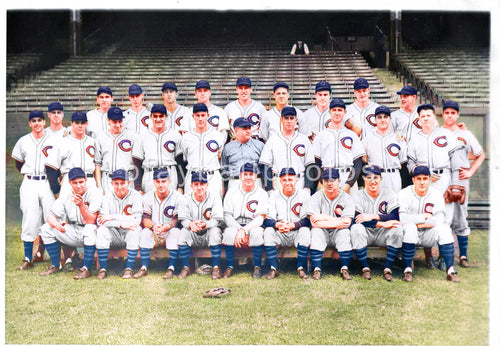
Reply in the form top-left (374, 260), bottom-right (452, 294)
top-left (222, 226), bottom-right (264, 246)
top-left (96, 225), bottom-right (141, 250)
top-left (178, 227), bottom-right (222, 247)
top-left (184, 170), bottom-right (223, 197)
top-left (263, 227), bottom-right (311, 247)
top-left (139, 227), bottom-right (180, 250)
top-left (402, 223), bottom-right (454, 247)
top-left (59, 174), bottom-right (98, 198)
top-left (310, 227), bottom-right (352, 252)
top-left (430, 170), bottom-right (454, 224)
top-left (41, 223), bottom-right (96, 247)
top-left (449, 176), bottom-right (471, 236)
top-left (350, 224), bottom-right (403, 249)
top-left (142, 167), bottom-right (178, 194)
top-left (19, 177), bottom-right (55, 242)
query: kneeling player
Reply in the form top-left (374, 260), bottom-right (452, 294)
top-left (351, 165), bottom-right (403, 281)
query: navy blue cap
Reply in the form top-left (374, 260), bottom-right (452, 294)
top-left (191, 171), bottom-right (208, 183)
top-left (236, 77), bottom-right (252, 87)
top-left (397, 85), bottom-right (418, 95)
top-left (315, 81), bottom-right (331, 93)
top-left (97, 86), bottom-right (112, 96)
top-left (111, 169), bottom-right (128, 180)
top-left (71, 112), bottom-right (87, 122)
top-left (162, 82), bottom-right (177, 92)
top-left (233, 117), bottom-right (252, 128)
top-left (195, 80), bottom-right (211, 90)
top-left (193, 103), bottom-right (208, 113)
top-left (29, 110), bottom-right (45, 120)
top-left (128, 84), bottom-right (143, 95)
top-left (375, 105), bottom-right (391, 116)
top-left (417, 104), bottom-right (435, 114)
top-left (279, 167), bottom-right (296, 177)
top-left (68, 167), bottom-right (85, 181)
top-left (107, 107), bottom-right (124, 120)
top-left (362, 165), bottom-right (382, 176)
top-left (354, 78), bottom-right (369, 90)
top-left (329, 99), bottom-right (346, 109)
top-left (412, 165), bottom-right (431, 177)
top-left (48, 102), bottom-right (63, 112)
top-left (153, 168), bottom-right (170, 180)
top-left (443, 100), bottom-right (459, 112)
top-left (151, 104), bottom-right (166, 114)
top-left (240, 162), bottom-right (258, 174)
top-left (281, 106), bottom-right (297, 117)
top-left (273, 82), bottom-right (289, 91)
top-left (322, 168), bottom-right (340, 180)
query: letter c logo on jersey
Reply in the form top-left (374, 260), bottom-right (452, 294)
top-left (163, 141), bottom-right (176, 153)
top-left (366, 114), bottom-right (376, 127)
top-left (433, 136), bottom-right (448, 148)
top-left (424, 203), bottom-right (434, 215)
top-left (208, 115), bottom-right (220, 127)
top-left (246, 200), bottom-right (258, 213)
top-left (325, 119), bottom-right (331, 128)
top-left (86, 145), bottom-right (95, 158)
top-left (387, 143), bottom-right (401, 157)
top-left (175, 116), bottom-right (183, 127)
top-left (206, 140), bottom-right (219, 153)
top-left (292, 203), bottom-right (303, 216)
top-left (203, 208), bottom-right (212, 220)
top-left (293, 144), bottom-right (306, 157)
top-left (247, 113), bottom-right (260, 126)
top-left (42, 145), bottom-right (53, 157)
top-left (412, 118), bottom-right (422, 129)
top-left (123, 204), bottom-right (133, 215)
top-left (457, 136), bottom-right (467, 145)
top-left (340, 137), bottom-right (353, 149)
top-left (118, 139), bottom-right (132, 152)
top-left (334, 204), bottom-right (344, 217)
top-left (141, 116), bottom-right (149, 128)
top-left (163, 206), bottom-right (175, 218)
top-left (378, 201), bottom-right (388, 214)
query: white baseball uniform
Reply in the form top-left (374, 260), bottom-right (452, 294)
top-left (166, 104), bottom-right (191, 132)
top-left (86, 109), bottom-right (108, 138)
top-left (259, 106), bottom-right (312, 141)
top-left (344, 101), bottom-right (380, 137)
top-left (123, 106), bottom-right (151, 136)
top-left (391, 108), bottom-right (439, 142)
top-left (224, 99), bottom-right (267, 137)
top-left (304, 105), bottom-right (330, 136)
top-left (180, 103), bottom-right (230, 135)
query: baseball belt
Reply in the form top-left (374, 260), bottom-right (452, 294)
top-left (145, 165), bottom-right (176, 172)
top-left (380, 168), bottom-right (397, 173)
top-left (25, 175), bottom-right (47, 180)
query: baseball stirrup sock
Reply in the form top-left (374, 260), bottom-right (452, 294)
top-left (385, 246), bottom-right (400, 269)
top-left (338, 250), bottom-right (352, 268)
top-left (45, 242), bottom-right (59, 268)
top-left (402, 242), bottom-right (416, 269)
top-left (265, 246), bottom-right (278, 270)
top-left (439, 243), bottom-right (455, 269)
top-left (140, 248), bottom-right (151, 268)
top-left (252, 246), bottom-right (263, 267)
top-left (297, 245), bottom-right (309, 269)
top-left (167, 249), bottom-right (179, 268)
top-left (210, 245), bottom-right (222, 267)
top-left (23, 241), bottom-right (33, 261)
top-left (83, 245), bottom-right (96, 269)
top-left (354, 247), bottom-right (369, 268)
top-left (225, 245), bottom-right (235, 268)
top-left (457, 235), bottom-right (468, 258)
top-left (178, 245), bottom-right (191, 268)
top-left (125, 249), bottom-right (138, 269)
top-left (97, 248), bottom-right (110, 270)
top-left (310, 249), bottom-right (323, 270)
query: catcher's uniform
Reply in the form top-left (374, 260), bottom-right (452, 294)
top-left (259, 106), bottom-right (312, 141)
top-left (304, 105), bottom-right (330, 136)
top-left (224, 99), bottom-right (267, 137)
top-left (123, 106), bottom-right (151, 136)
top-left (344, 101), bottom-right (380, 137)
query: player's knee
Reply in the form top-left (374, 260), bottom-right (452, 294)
top-left (296, 227), bottom-right (311, 247)
top-left (208, 227), bottom-right (222, 245)
top-left (387, 227), bottom-right (403, 248)
top-left (436, 224), bottom-right (454, 245)
top-left (402, 224), bottom-right (418, 244)
top-left (222, 227), bottom-right (237, 245)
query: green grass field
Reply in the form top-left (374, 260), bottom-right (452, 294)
top-left (5, 224), bottom-right (489, 345)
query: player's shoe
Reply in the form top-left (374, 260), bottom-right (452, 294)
top-left (177, 266), bottom-right (191, 279)
top-left (446, 272), bottom-right (460, 282)
top-left (133, 267), bottom-right (148, 279)
top-left (74, 267), bottom-right (91, 280)
top-left (459, 256), bottom-right (476, 268)
top-left (252, 266), bottom-right (262, 279)
top-left (163, 269), bottom-right (175, 279)
top-left (403, 270), bottom-right (413, 282)
top-left (361, 267), bottom-right (371, 280)
top-left (121, 268), bottom-right (133, 279)
top-left (63, 260), bottom-right (74, 273)
top-left (297, 268), bottom-right (309, 279)
top-left (312, 269), bottom-right (322, 280)
top-left (383, 268), bottom-right (392, 282)
top-left (32, 252), bottom-right (44, 263)
top-left (265, 268), bottom-right (279, 280)
top-left (18, 260), bottom-right (33, 270)
top-left (211, 266), bottom-right (222, 280)
top-left (96, 269), bottom-right (107, 280)
top-left (340, 268), bottom-right (352, 280)
top-left (222, 267), bottom-right (233, 278)
top-left (39, 265), bottom-right (59, 276)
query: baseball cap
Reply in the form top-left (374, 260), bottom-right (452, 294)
top-left (195, 80), bottom-right (211, 90)
top-left (28, 110), bottom-right (45, 120)
top-left (193, 103), bottom-right (208, 113)
top-left (236, 77), bottom-right (252, 87)
top-left (162, 82), bottom-right (177, 92)
top-left (362, 165), bottom-right (382, 176)
top-left (315, 81), bottom-right (331, 93)
top-left (48, 102), bottom-right (63, 112)
top-left (417, 103), bottom-right (435, 114)
top-left (412, 165), bottom-right (431, 177)
top-left (151, 104), bottom-right (167, 114)
top-left (322, 168), bottom-right (340, 180)
top-left (329, 99), bottom-right (346, 109)
top-left (153, 168), bottom-right (170, 180)
top-left (443, 100), bottom-right (459, 112)
top-left (240, 162), bottom-right (258, 174)
top-left (273, 82), bottom-right (289, 91)
top-left (233, 117), bottom-right (252, 128)
top-left (354, 78), bottom-right (369, 90)
top-left (281, 106), bottom-right (297, 117)
top-left (71, 112), bottom-right (87, 122)
top-left (68, 167), bottom-right (86, 181)
top-left (97, 86), bottom-right (113, 96)
top-left (107, 107), bottom-right (124, 120)
top-left (128, 84), bottom-right (143, 95)
top-left (396, 85), bottom-right (418, 95)
top-left (191, 171), bottom-right (208, 183)
top-left (375, 105), bottom-right (391, 116)
top-left (111, 169), bottom-right (128, 180)
top-left (279, 167), bottom-right (296, 177)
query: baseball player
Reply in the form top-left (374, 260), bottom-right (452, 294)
top-left (398, 165), bottom-right (459, 282)
top-left (181, 103), bottom-right (225, 197)
top-left (132, 104), bottom-right (183, 193)
top-left (45, 101), bottom-right (69, 137)
top-left (304, 81), bottom-right (332, 139)
top-left (441, 100), bottom-right (485, 268)
top-left (361, 105), bottom-right (407, 192)
top-left (86, 86), bottom-right (113, 138)
top-left (94, 107), bottom-right (137, 195)
top-left (311, 99), bottom-right (365, 193)
top-left (38, 167), bottom-right (102, 279)
top-left (12, 110), bottom-right (56, 270)
top-left (259, 82), bottom-right (311, 141)
top-left (222, 163), bottom-right (268, 279)
top-left (123, 84), bottom-right (152, 136)
top-left (161, 82), bottom-right (191, 133)
top-left (344, 78), bottom-right (380, 138)
top-left (224, 76), bottom-right (267, 138)
top-left (351, 165), bottom-right (403, 281)
top-left (221, 117), bottom-right (264, 191)
top-left (136, 169), bottom-right (183, 279)
top-left (262, 168), bottom-right (311, 280)
top-left (259, 106), bottom-right (314, 192)
top-left (391, 85), bottom-right (421, 142)
top-left (176, 172), bottom-right (224, 280)
top-left (95, 169), bottom-right (143, 279)
top-left (303, 168), bottom-right (354, 280)
top-left (180, 80), bottom-right (230, 141)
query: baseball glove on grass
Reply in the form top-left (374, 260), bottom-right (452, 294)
top-left (203, 287), bottom-right (231, 298)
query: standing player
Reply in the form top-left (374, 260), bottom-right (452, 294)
top-left (351, 165), bottom-right (403, 281)
top-left (259, 82), bottom-right (311, 141)
top-left (304, 81), bottom-right (332, 139)
top-left (87, 86), bottom-right (113, 138)
top-left (161, 82), bottom-right (191, 132)
top-left (95, 169), bottom-right (143, 279)
top-left (262, 168), bottom-right (311, 280)
top-left (45, 102), bottom-right (68, 137)
top-left (303, 168), bottom-right (354, 280)
top-left (222, 163), bottom-right (268, 279)
top-left (12, 110), bottom-right (56, 270)
top-left (391, 85), bottom-right (419, 142)
top-left (344, 78), bottom-right (380, 138)
top-left (224, 76), bottom-right (267, 138)
top-left (398, 166), bottom-right (459, 282)
top-left (176, 172), bottom-right (224, 280)
top-left (39, 167), bottom-right (102, 278)
top-left (441, 100), bottom-right (485, 267)
top-left (123, 84), bottom-right (152, 136)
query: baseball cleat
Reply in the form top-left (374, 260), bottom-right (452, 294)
top-left (74, 267), bottom-right (91, 280)
top-left (63, 261), bottom-right (74, 273)
top-left (361, 267), bottom-right (371, 280)
top-left (39, 265), bottom-right (59, 276)
top-left (211, 266), bottom-right (222, 280)
top-left (18, 260), bottom-right (33, 270)
top-left (459, 256), bottom-right (476, 268)
top-left (163, 269), bottom-right (175, 279)
top-left (222, 267), bottom-right (233, 278)
top-left (96, 269), bottom-right (107, 280)
top-left (340, 268), bottom-right (352, 280)
top-left (297, 268), bottom-right (309, 279)
top-left (121, 268), bottom-right (133, 279)
top-left (32, 252), bottom-right (44, 263)
top-left (265, 268), bottom-right (279, 280)
top-left (252, 266), bottom-right (262, 279)
top-left (312, 269), bottom-right (322, 280)
top-left (133, 267), bottom-right (148, 279)
top-left (177, 266), bottom-right (191, 279)
top-left (403, 271), bottom-right (413, 282)
top-left (383, 268), bottom-right (392, 282)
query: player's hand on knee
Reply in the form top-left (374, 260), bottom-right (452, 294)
top-left (120, 221), bottom-right (140, 230)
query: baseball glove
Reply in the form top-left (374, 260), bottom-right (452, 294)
top-left (443, 185), bottom-right (466, 204)
top-left (203, 287), bottom-right (231, 298)
top-left (196, 264), bottom-right (212, 275)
